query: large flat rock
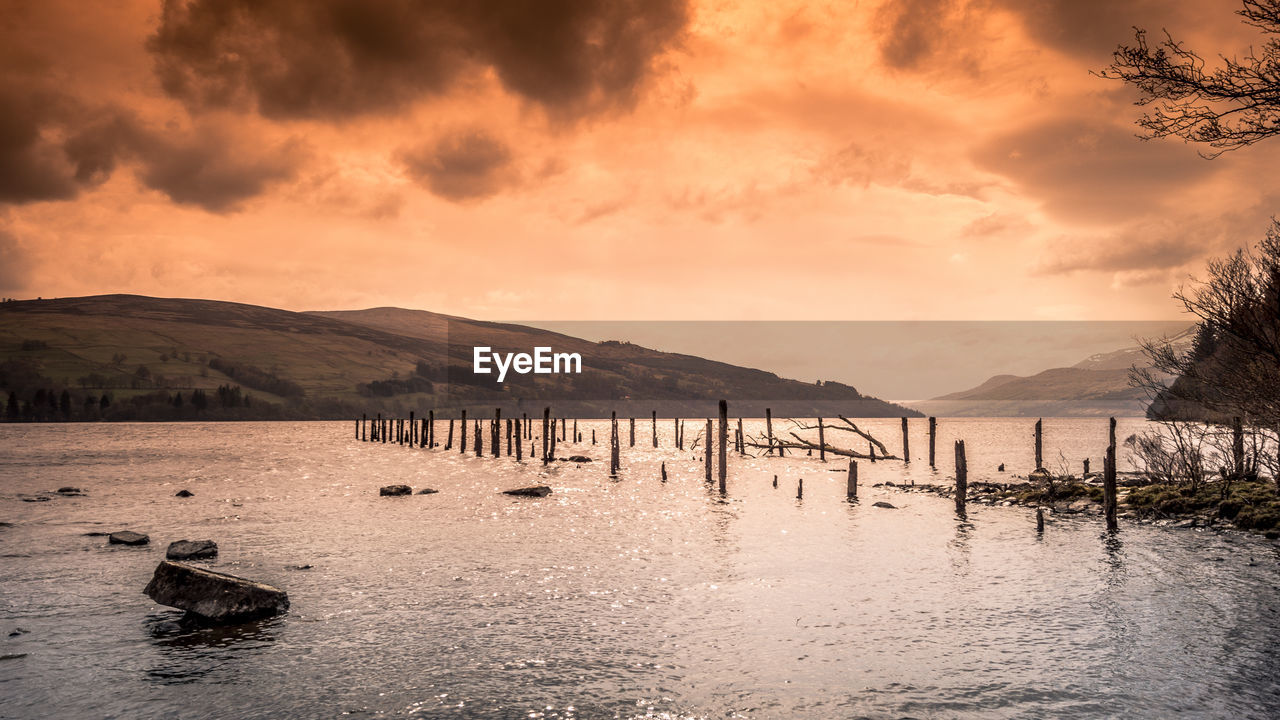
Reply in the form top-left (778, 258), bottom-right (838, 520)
top-left (166, 539), bottom-right (218, 560)
top-left (144, 561), bottom-right (289, 623)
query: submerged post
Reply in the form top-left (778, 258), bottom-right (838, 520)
top-left (766, 408), bottom-right (774, 455)
top-left (736, 418), bottom-right (744, 454)
top-left (718, 400), bottom-right (728, 493)
top-left (475, 420), bottom-right (483, 457)
top-left (445, 418), bottom-right (454, 449)
top-left (818, 417), bottom-right (826, 462)
top-left (797, 478), bottom-right (803, 500)
top-left (460, 410), bottom-right (467, 453)
top-left (506, 418), bottom-right (512, 456)
top-left (493, 409), bottom-right (501, 458)
top-left (573, 418), bottom-right (578, 444)
top-left (542, 407), bottom-right (550, 465)
top-left (549, 416), bottom-right (558, 460)
top-left (410, 411), bottom-right (415, 445)
top-left (1104, 416), bottom-right (1118, 532)
top-left (954, 439), bottom-right (968, 515)
top-left (901, 417), bottom-right (910, 463)
top-left (1036, 508), bottom-right (1045, 533)
top-left (428, 410), bottom-right (434, 447)
top-left (847, 460), bottom-right (858, 499)
top-left (1034, 418), bottom-right (1043, 470)
top-left (704, 418), bottom-right (712, 482)
top-left (661, 461), bottom-right (667, 482)
top-left (629, 417), bottom-right (635, 447)
top-left (652, 410), bottom-right (658, 448)
top-left (514, 418), bottom-right (522, 461)
top-left (610, 412), bottom-right (620, 477)
top-left (928, 416), bottom-right (936, 467)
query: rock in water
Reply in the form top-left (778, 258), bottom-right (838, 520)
top-left (503, 485), bottom-right (551, 497)
top-left (416, 488), bottom-right (439, 495)
top-left (144, 561), bottom-right (289, 624)
top-left (379, 485), bottom-right (412, 496)
top-left (108, 530), bottom-right (149, 546)
top-left (566, 455), bottom-right (593, 463)
top-left (1028, 468), bottom-right (1052, 483)
top-left (872, 501), bottom-right (897, 509)
top-left (166, 539), bottom-right (218, 560)
top-left (175, 489), bottom-right (194, 497)
top-left (57, 487), bottom-right (85, 495)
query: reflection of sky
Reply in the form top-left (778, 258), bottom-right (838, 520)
top-left (519, 321), bottom-right (1191, 400)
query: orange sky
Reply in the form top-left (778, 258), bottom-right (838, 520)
top-left (2, 0), bottom-right (1276, 320)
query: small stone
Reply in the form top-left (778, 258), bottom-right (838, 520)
top-left (502, 485), bottom-right (551, 497)
top-left (416, 488), bottom-right (439, 495)
top-left (872, 501), bottom-right (897, 509)
top-left (166, 539), bottom-right (218, 561)
top-left (56, 487), bottom-right (84, 495)
top-left (108, 530), bottom-right (149, 546)
top-left (21, 496), bottom-right (51, 503)
top-left (0, 653), bottom-right (28, 661)
top-left (175, 489), bottom-right (195, 498)
top-left (379, 485), bottom-right (412, 496)
top-left (285, 564), bottom-right (313, 571)
top-left (1266, 531), bottom-right (1280, 540)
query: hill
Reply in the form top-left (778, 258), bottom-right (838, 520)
top-left (914, 327), bottom-right (1194, 417)
top-left (0, 295), bottom-right (918, 421)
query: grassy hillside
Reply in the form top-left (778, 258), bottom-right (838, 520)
top-left (0, 295), bottom-right (918, 421)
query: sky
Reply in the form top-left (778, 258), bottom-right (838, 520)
top-left (2, 0), bottom-right (1278, 322)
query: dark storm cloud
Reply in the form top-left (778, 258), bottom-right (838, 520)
top-left (133, 124), bottom-right (308, 212)
top-left (147, 0), bottom-right (690, 121)
top-left (0, 83), bottom-right (85, 204)
top-left (875, 0), bottom-right (955, 70)
top-left (989, 0), bottom-right (1189, 60)
top-left (972, 117), bottom-right (1216, 223)
top-left (399, 129), bottom-right (516, 202)
top-left (0, 229), bottom-right (33, 292)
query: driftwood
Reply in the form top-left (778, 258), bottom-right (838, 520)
top-left (741, 416), bottom-right (899, 461)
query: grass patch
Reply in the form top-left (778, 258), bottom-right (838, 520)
top-left (1126, 479), bottom-right (1280, 530)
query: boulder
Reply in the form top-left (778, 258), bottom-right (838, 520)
top-left (566, 455), bottom-right (593, 463)
top-left (503, 485), bottom-right (551, 497)
top-left (1067, 498), bottom-right (1098, 514)
top-left (144, 561), bottom-right (288, 624)
top-left (174, 489), bottom-right (195, 498)
top-left (56, 487), bottom-right (85, 495)
top-left (417, 488), bottom-right (439, 495)
top-left (108, 530), bottom-right (149, 546)
top-left (166, 539), bottom-right (218, 561)
top-left (872, 501), bottom-right (897, 509)
top-left (379, 485), bottom-right (412, 496)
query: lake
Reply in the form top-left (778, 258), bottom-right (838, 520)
top-left (2, 418), bottom-right (1279, 718)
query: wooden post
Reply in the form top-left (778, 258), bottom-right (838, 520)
top-left (818, 417), bottom-right (825, 462)
top-left (610, 411), bottom-right (620, 477)
top-left (704, 419), bottom-right (712, 482)
top-left (928, 416), bottom-right (936, 467)
top-left (629, 417), bottom-right (635, 447)
top-left (460, 410), bottom-right (467, 453)
top-left (652, 410), bottom-right (658, 448)
top-left (379, 413), bottom-right (385, 444)
top-left (736, 418), bottom-right (744, 454)
top-left (847, 460), bottom-right (857, 499)
top-left (361, 413), bottom-right (366, 441)
top-left (428, 410), bottom-right (434, 447)
top-left (901, 417), bottom-right (909, 463)
top-left (1232, 416), bottom-right (1244, 476)
top-left (560, 417), bottom-right (566, 442)
top-left (1083, 458), bottom-right (1090, 475)
top-left (592, 429), bottom-right (596, 445)
top-left (766, 408), bottom-right (774, 455)
top-left (506, 418), bottom-right (512, 456)
top-left (717, 400), bottom-right (728, 493)
top-left (549, 416), bottom-right (558, 461)
top-left (542, 407), bottom-right (550, 465)
top-left (674, 417), bottom-right (680, 449)
top-left (1036, 508), bottom-right (1045, 533)
top-left (1034, 418), bottom-right (1043, 470)
top-left (445, 418), bottom-right (454, 449)
top-left (409, 411), bottom-right (415, 445)
top-left (773, 474), bottom-right (778, 488)
top-left (355, 418), bottom-right (360, 439)
top-left (475, 420), bottom-right (483, 457)
top-left (515, 419), bottom-right (523, 461)
top-left (869, 443), bottom-right (876, 462)
top-left (954, 439), bottom-right (967, 515)
top-left (797, 478), bottom-right (803, 499)
top-left (573, 419), bottom-right (578, 444)
top-left (493, 409), bottom-right (501, 458)
top-left (661, 461), bottom-right (667, 482)
top-left (1104, 445), bottom-right (1118, 532)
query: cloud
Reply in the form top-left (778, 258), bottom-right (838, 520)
top-left (399, 129), bottom-right (517, 202)
top-left (147, 0), bottom-right (690, 121)
top-left (814, 141), bottom-right (912, 188)
top-left (972, 117), bottom-right (1217, 222)
top-left (132, 122), bottom-right (308, 212)
top-left (0, 82), bottom-right (92, 204)
top-left (990, 0), bottom-right (1190, 60)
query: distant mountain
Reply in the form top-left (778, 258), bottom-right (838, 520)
top-left (915, 327), bottom-right (1194, 417)
top-left (0, 295), bottom-right (918, 421)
